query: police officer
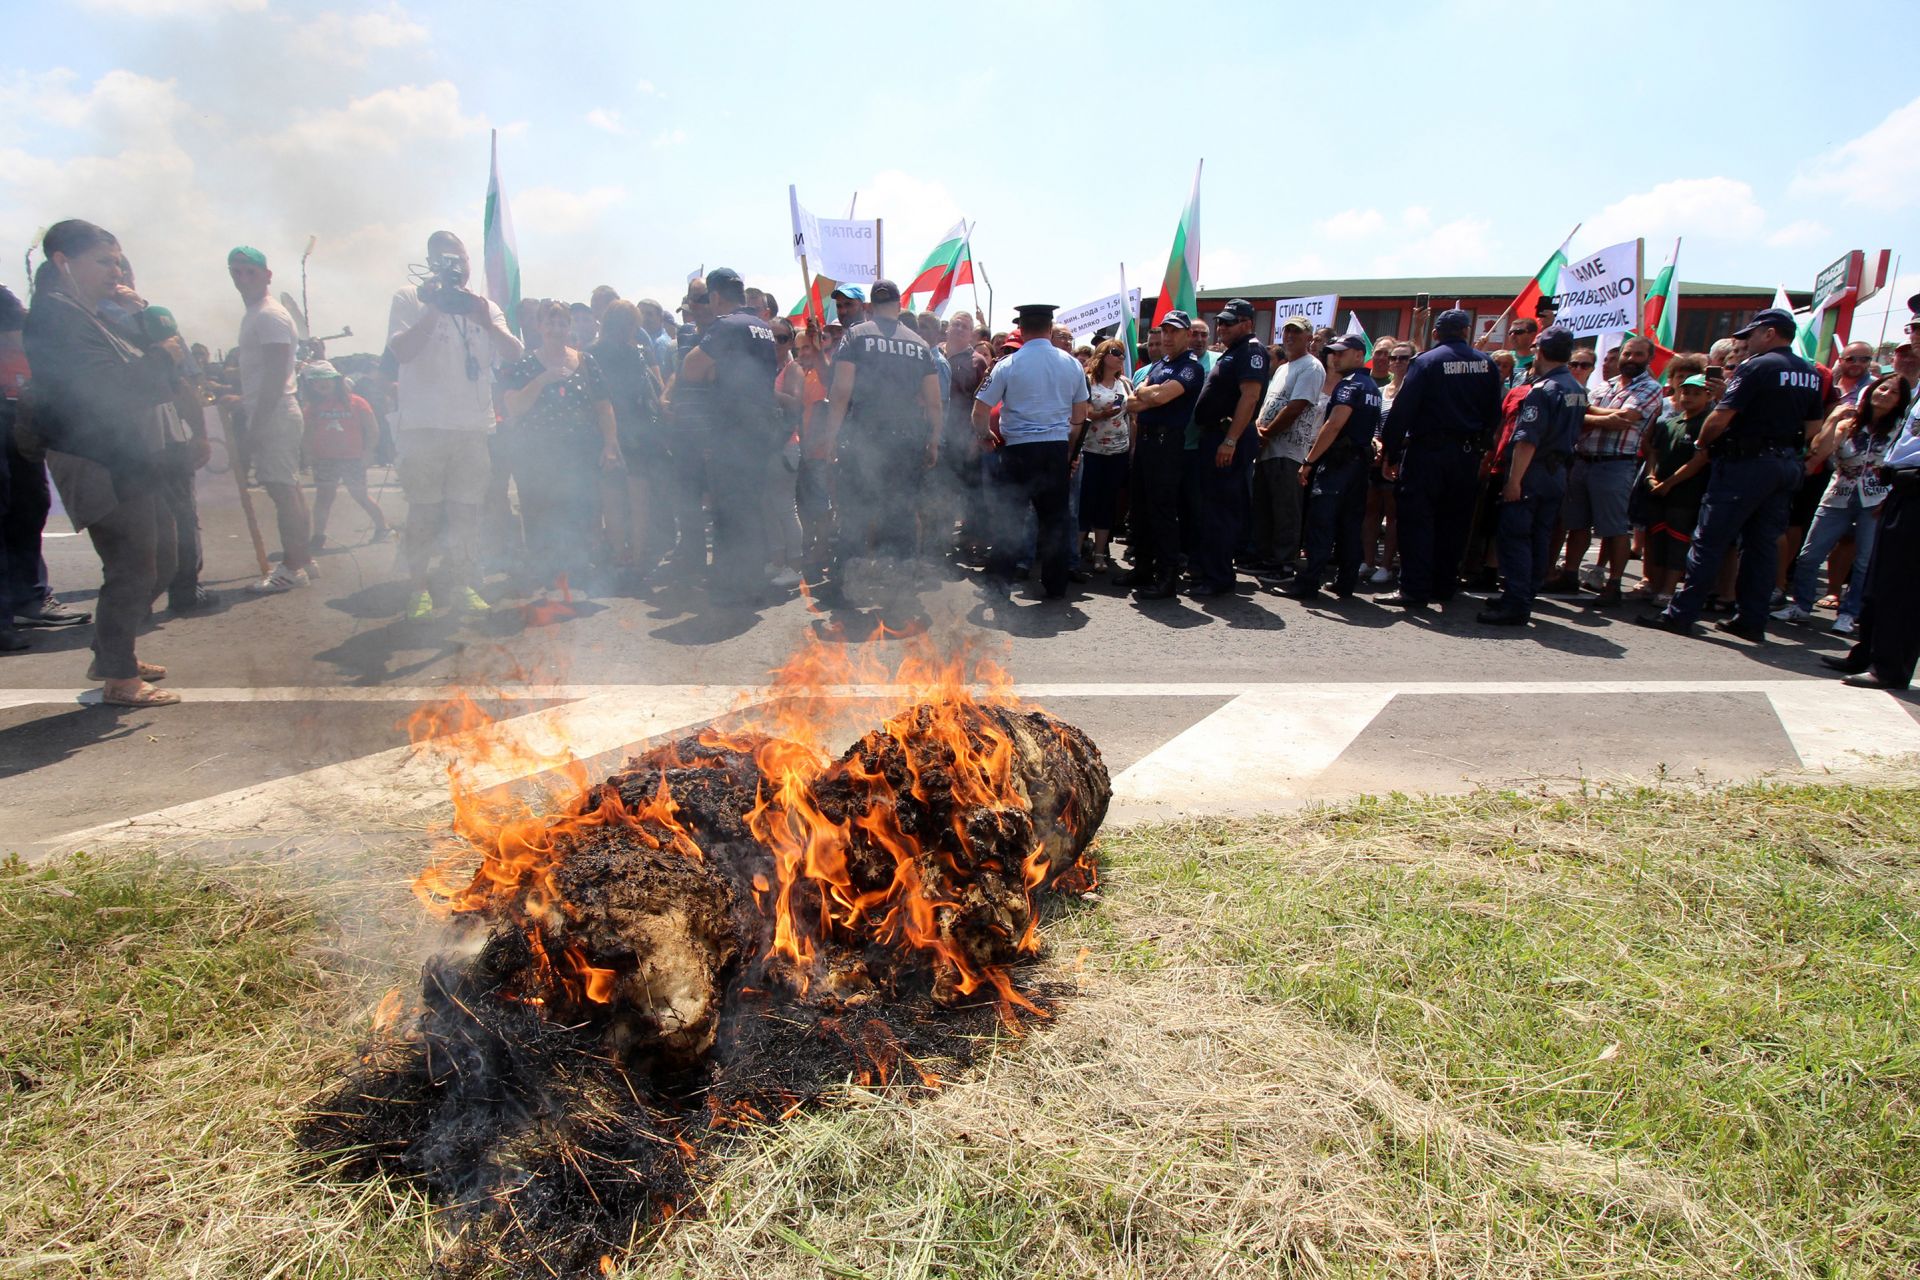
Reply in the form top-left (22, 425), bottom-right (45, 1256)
top-left (1379, 307), bottom-right (1504, 610)
top-left (1283, 333), bottom-right (1381, 599)
top-left (1635, 306), bottom-right (1826, 641)
top-left (1116, 311), bottom-right (1204, 599)
top-left (1185, 298), bottom-right (1270, 596)
top-left (1477, 326), bottom-right (1584, 626)
top-left (972, 304), bottom-right (1090, 600)
top-left (818, 278), bottom-right (942, 614)
top-left (676, 266), bottom-right (780, 606)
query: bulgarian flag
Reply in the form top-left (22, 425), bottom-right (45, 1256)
top-left (1643, 237), bottom-right (1680, 350)
top-left (904, 219), bottom-right (975, 316)
top-left (482, 128), bottom-right (521, 335)
top-left (1118, 262), bottom-right (1138, 379)
top-left (787, 274), bottom-right (838, 328)
top-left (1509, 227), bottom-right (1575, 330)
top-left (1151, 159), bottom-right (1202, 328)
top-left (1774, 286), bottom-right (1825, 363)
top-left (1344, 312), bottom-right (1373, 361)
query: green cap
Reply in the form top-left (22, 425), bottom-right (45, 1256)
top-left (1681, 374), bottom-right (1708, 388)
top-left (139, 305), bottom-right (179, 341)
top-left (227, 245), bottom-right (267, 268)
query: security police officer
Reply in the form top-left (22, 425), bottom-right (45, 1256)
top-left (817, 278), bottom-right (942, 613)
top-left (1477, 326), bottom-right (1584, 626)
top-left (972, 304), bottom-right (1090, 600)
top-left (677, 266), bottom-right (779, 605)
top-left (1636, 306), bottom-right (1826, 641)
top-left (1283, 333), bottom-right (1381, 599)
top-left (1116, 311), bottom-right (1204, 599)
top-left (1379, 307), bottom-right (1504, 610)
top-left (1186, 298), bottom-right (1270, 596)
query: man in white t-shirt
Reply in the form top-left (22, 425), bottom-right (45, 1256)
top-left (229, 246), bottom-right (313, 593)
top-left (386, 230), bottom-right (521, 619)
top-left (1248, 315), bottom-right (1326, 572)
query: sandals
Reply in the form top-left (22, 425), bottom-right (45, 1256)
top-left (101, 681), bottom-right (181, 708)
top-left (87, 660), bottom-right (167, 681)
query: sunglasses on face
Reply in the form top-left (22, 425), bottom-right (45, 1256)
top-left (1389, 355), bottom-right (1411, 363)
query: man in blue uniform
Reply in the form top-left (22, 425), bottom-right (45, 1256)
top-left (1379, 308), bottom-right (1503, 610)
top-left (1185, 298), bottom-right (1270, 596)
top-left (1116, 311), bottom-right (1204, 599)
top-left (972, 303), bottom-right (1090, 600)
top-left (1283, 333), bottom-right (1380, 600)
top-left (1477, 326), bottom-right (1585, 626)
top-left (677, 266), bottom-right (779, 605)
top-left (1635, 307), bottom-right (1826, 641)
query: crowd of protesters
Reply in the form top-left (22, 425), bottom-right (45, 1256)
top-left (5, 218), bottom-right (1920, 708)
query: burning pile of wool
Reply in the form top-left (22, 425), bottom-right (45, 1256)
top-left (303, 637), bottom-right (1109, 1279)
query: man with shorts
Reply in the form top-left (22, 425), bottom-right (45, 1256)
top-left (228, 246), bottom-right (314, 593)
top-left (387, 231), bottom-right (522, 618)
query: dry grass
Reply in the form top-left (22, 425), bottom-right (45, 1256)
top-left (4, 780), bottom-right (1917, 1279)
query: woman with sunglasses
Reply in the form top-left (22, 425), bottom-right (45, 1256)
top-left (1364, 341), bottom-right (1415, 585)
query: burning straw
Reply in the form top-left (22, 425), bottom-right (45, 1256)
top-left (302, 633), bottom-right (1110, 1278)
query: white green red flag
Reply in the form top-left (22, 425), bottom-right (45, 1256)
top-left (1510, 229), bottom-right (1575, 331)
top-left (786, 275), bottom-right (838, 329)
top-left (1643, 238), bottom-right (1680, 349)
top-left (1773, 286), bottom-right (1824, 363)
top-left (1345, 311), bottom-right (1372, 361)
top-left (1151, 159), bottom-right (1202, 328)
top-left (482, 129), bottom-right (521, 335)
top-left (904, 220), bottom-right (975, 316)
top-left (1118, 262), bottom-right (1137, 380)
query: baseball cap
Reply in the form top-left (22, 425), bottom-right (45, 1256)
top-left (1158, 309), bottom-right (1192, 331)
top-left (1327, 334), bottom-right (1368, 354)
top-left (139, 305), bottom-right (180, 341)
top-left (1680, 374), bottom-right (1709, 388)
top-left (869, 278), bottom-right (901, 304)
top-left (1215, 298), bottom-right (1256, 324)
top-left (830, 283), bottom-right (866, 302)
top-left (706, 266), bottom-right (744, 291)
top-left (1535, 326), bottom-right (1575, 361)
top-left (227, 246), bottom-right (267, 268)
top-left (1733, 307), bottom-right (1796, 339)
top-left (301, 360), bottom-right (343, 381)
top-left (996, 332), bottom-right (1025, 352)
top-left (1280, 314), bottom-right (1313, 334)
top-left (1434, 307), bottom-right (1472, 337)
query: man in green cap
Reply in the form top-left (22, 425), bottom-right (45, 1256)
top-left (228, 245), bottom-right (315, 593)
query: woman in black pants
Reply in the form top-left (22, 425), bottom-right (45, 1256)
top-left (22, 220), bottom-right (186, 707)
top-left (1825, 461), bottom-right (1920, 689)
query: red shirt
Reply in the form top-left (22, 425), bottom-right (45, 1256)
top-left (303, 393), bottom-right (375, 460)
top-left (0, 347), bottom-right (28, 402)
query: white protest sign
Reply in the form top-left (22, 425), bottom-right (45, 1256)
top-left (1552, 240), bottom-right (1640, 337)
top-left (788, 185), bottom-right (879, 285)
top-left (1057, 288), bottom-right (1143, 340)
top-left (1272, 293), bottom-right (1339, 331)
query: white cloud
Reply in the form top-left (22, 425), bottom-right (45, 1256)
top-left (273, 82), bottom-right (484, 155)
top-left (349, 7), bottom-right (428, 46)
top-left (1791, 94), bottom-right (1920, 209)
top-left (76, 0), bottom-right (265, 12)
top-left (650, 127), bottom-right (687, 148)
top-left (585, 108), bottom-right (625, 134)
top-left (1766, 219), bottom-right (1830, 248)
top-left (513, 185), bottom-right (628, 236)
top-left (634, 79), bottom-right (660, 96)
top-left (1317, 208), bottom-right (1384, 239)
top-left (296, 6), bottom-right (429, 58)
top-left (1584, 176), bottom-right (1766, 246)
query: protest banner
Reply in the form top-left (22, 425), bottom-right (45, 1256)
top-left (1272, 293), bottom-right (1338, 332)
top-left (1058, 288), bottom-right (1143, 340)
top-left (788, 185), bottom-right (879, 286)
top-left (1551, 239), bottom-right (1642, 337)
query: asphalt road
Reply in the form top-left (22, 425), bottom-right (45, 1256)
top-left (4, 469), bottom-right (1916, 856)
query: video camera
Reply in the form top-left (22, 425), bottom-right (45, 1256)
top-left (416, 253), bottom-right (488, 320)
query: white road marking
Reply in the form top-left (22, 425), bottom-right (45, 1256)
top-left (1762, 682), bottom-right (1920, 771)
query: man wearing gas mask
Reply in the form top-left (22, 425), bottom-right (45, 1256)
top-left (386, 230), bottom-right (522, 619)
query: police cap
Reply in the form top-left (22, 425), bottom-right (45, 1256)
top-left (1216, 298), bottom-right (1257, 325)
top-left (1326, 333), bottom-right (1368, 354)
top-left (1535, 326), bottom-right (1575, 361)
top-left (1434, 308), bottom-right (1473, 338)
top-left (1157, 309), bottom-right (1192, 331)
top-left (1733, 307), bottom-right (1796, 339)
top-left (706, 266), bottom-right (744, 291)
top-left (869, 279), bottom-right (902, 304)
top-left (1014, 303), bottom-right (1058, 325)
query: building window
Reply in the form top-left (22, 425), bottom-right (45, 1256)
top-left (1678, 308), bottom-right (1755, 353)
top-left (1350, 307), bottom-right (1403, 342)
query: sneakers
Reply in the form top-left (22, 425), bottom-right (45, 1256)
top-left (1368, 565), bottom-right (1394, 586)
top-left (1770, 602), bottom-right (1814, 624)
top-left (405, 589), bottom-right (436, 619)
top-left (168, 587), bottom-right (221, 613)
top-left (1589, 581), bottom-right (1623, 607)
top-left (1579, 563), bottom-right (1609, 591)
top-left (248, 564), bottom-right (309, 594)
top-left (456, 587), bottom-right (491, 615)
top-left (1831, 612), bottom-right (1858, 636)
top-left (14, 594), bottom-right (90, 627)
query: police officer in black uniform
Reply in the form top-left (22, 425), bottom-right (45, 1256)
top-left (1186, 298), bottom-right (1270, 596)
top-left (1379, 308), bottom-right (1504, 610)
top-left (1117, 311), bottom-right (1204, 599)
top-left (676, 266), bottom-right (779, 605)
top-left (1477, 326), bottom-right (1585, 626)
top-left (1283, 333), bottom-right (1380, 599)
top-left (1636, 306), bottom-right (1826, 641)
top-left (818, 278), bottom-right (942, 613)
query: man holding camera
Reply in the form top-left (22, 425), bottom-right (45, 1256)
top-left (386, 230), bottom-right (522, 619)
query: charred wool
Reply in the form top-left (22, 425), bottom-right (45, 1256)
top-left (306, 702), bottom-right (1108, 1279)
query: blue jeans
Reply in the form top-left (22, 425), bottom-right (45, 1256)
top-left (1668, 454), bottom-right (1803, 629)
top-left (1788, 496), bottom-right (1878, 617)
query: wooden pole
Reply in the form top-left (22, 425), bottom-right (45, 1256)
top-left (797, 252), bottom-right (819, 331)
top-left (874, 218), bottom-right (884, 280)
top-left (963, 221), bottom-right (983, 316)
top-left (1634, 237), bottom-right (1646, 334)
top-left (212, 403), bottom-right (271, 577)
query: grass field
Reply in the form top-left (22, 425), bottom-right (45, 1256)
top-left (4, 782), bottom-right (1917, 1279)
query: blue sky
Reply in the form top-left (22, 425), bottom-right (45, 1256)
top-left (4, 0), bottom-right (1916, 354)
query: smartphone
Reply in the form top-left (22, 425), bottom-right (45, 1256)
top-left (1413, 292), bottom-right (1430, 310)
top-left (1706, 365), bottom-right (1723, 380)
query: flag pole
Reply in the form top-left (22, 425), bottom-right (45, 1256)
top-left (978, 261), bottom-right (994, 334)
top-left (1877, 252), bottom-right (1902, 351)
top-left (874, 218), bottom-right (883, 279)
top-left (797, 253), bottom-right (819, 331)
top-left (1634, 238), bottom-right (1646, 333)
